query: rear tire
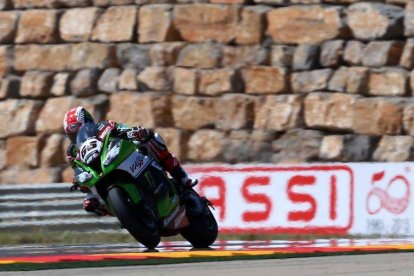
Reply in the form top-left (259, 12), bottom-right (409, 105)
top-left (181, 207), bottom-right (218, 248)
top-left (107, 187), bottom-right (160, 249)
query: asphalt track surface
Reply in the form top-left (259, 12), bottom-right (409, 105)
top-left (2, 240), bottom-right (414, 275)
top-left (3, 238), bottom-right (414, 257)
top-left (1, 252), bottom-right (414, 276)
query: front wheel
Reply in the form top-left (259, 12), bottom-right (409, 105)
top-left (107, 187), bottom-right (160, 249)
top-left (181, 205), bottom-right (218, 248)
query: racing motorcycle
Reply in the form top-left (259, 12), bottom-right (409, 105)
top-left (72, 122), bottom-right (218, 249)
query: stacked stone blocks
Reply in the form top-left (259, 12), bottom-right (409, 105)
top-left (1, 0), bottom-right (414, 183)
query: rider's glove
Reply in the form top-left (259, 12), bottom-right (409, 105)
top-left (70, 175), bottom-right (89, 193)
top-left (125, 127), bottom-right (150, 143)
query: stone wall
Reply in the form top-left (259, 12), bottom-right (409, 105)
top-left (1, 0), bottom-right (414, 184)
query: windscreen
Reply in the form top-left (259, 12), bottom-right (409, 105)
top-left (76, 122), bottom-right (99, 147)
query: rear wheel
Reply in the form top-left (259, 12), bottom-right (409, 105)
top-left (181, 203), bottom-right (218, 248)
top-left (107, 187), bottom-right (160, 249)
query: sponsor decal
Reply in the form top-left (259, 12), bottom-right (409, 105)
top-left (119, 152), bottom-right (150, 178)
top-left (98, 123), bottom-right (115, 140)
top-left (130, 157), bottom-right (145, 174)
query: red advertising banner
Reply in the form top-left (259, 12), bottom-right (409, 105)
top-left (187, 165), bottom-right (354, 235)
top-left (186, 163), bottom-right (414, 236)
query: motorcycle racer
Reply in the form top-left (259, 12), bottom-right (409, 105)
top-left (63, 106), bottom-right (196, 216)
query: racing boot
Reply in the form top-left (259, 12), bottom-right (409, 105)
top-left (170, 165), bottom-right (198, 190)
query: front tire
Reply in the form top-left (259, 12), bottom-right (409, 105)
top-left (107, 187), bottom-right (160, 249)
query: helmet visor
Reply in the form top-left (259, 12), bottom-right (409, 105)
top-left (76, 122), bottom-right (99, 147)
top-left (66, 122), bottom-right (82, 143)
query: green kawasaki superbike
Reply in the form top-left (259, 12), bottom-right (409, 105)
top-left (73, 122), bottom-right (218, 249)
